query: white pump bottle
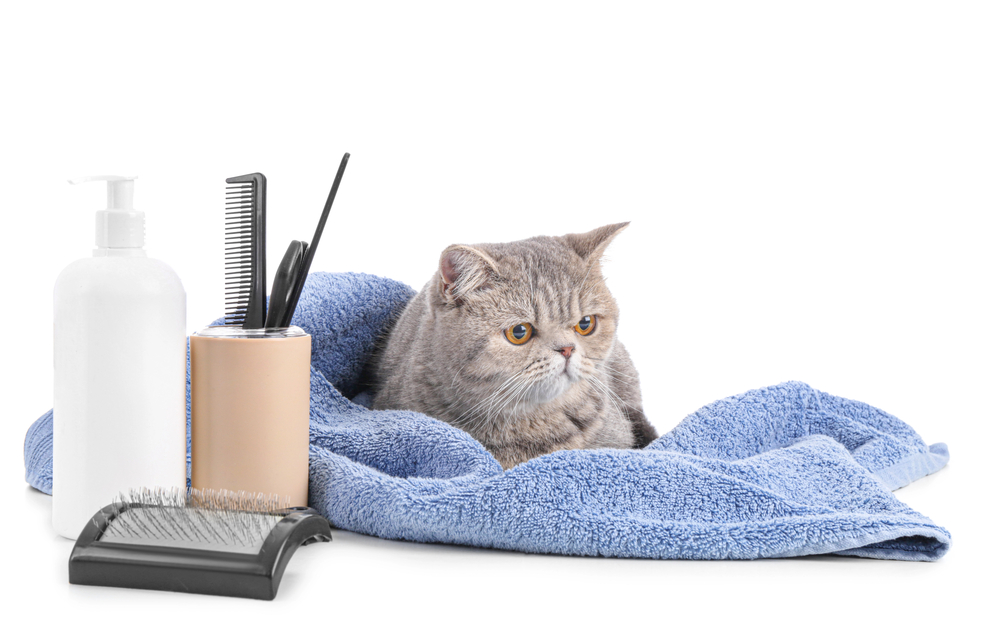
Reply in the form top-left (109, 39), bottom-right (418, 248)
top-left (53, 176), bottom-right (187, 539)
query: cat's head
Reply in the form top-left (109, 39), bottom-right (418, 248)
top-left (431, 223), bottom-right (628, 425)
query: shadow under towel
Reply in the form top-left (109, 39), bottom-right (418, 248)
top-left (24, 272), bottom-right (951, 561)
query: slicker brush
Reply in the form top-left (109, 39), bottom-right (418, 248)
top-left (69, 487), bottom-right (331, 600)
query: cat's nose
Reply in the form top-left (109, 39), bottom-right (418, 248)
top-left (556, 345), bottom-right (575, 359)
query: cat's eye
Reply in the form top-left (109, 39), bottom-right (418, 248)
top-left (574, 315), bottom-right (596, 336)
top-left (504, 323), bottom-right (533, 345)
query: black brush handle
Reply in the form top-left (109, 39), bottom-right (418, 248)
top-left (280, 153), bottom-right (350, 328)
top-left (265, 240), bottom-right (307, 328)
top-left (69, 503), bottom-right (332, 601)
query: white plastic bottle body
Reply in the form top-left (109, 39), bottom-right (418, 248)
top-left (53, 255), bottom-right (187, 539)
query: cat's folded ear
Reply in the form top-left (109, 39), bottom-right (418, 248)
top-left (438, 244), bottom-right (498, 305)
top-left (563, 222), bottom-right (629, 263)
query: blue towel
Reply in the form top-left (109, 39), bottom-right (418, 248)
top-left (24, 272), bottom-right (951, 560)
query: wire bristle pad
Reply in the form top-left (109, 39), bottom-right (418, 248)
top-left (225, 181), bottom-right (256, 325)
top-left (98, 487), bottom-right (290, 550)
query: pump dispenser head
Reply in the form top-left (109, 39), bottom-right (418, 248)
top-left (69, 175), bottom-right (144, 253)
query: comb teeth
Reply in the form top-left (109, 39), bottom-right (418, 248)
top-left (224, 183), bottom-right (253, 325)
top-left (224, 174), bottom-right (266, 328)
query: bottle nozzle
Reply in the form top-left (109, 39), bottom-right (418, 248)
top-left (68, 175), bottom-right (138, 209)
top-left (69, 175), bottom-right (144, 251)
top-left (109, 179), bottom-right (133, 210)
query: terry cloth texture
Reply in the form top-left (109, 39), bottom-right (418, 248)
top-left (24, 272), bottom-right (951, 561)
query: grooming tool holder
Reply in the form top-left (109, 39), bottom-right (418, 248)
top-left (190, 326), bottom-right (311, 506)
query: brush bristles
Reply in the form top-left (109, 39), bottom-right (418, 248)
top-left (225, 182), bottom-right (256, 325)
top-left (98, 487), bottom-right (291, 549)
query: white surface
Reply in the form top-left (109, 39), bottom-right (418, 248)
top-left (1, 1), bottom-right (997, 634)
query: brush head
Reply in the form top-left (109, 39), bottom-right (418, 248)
top-left (225, 173), bottom-right (267, 328)
top-left (97, 487), bottom-right (291, 553)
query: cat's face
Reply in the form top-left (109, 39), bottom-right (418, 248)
top-left (431, 224), bottom-right (626, 428)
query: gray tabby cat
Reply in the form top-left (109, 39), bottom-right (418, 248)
top-left (372, 222), bottom-right (657, 469)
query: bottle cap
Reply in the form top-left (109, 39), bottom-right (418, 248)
top-left (69, 175), bottom-right (144, 249)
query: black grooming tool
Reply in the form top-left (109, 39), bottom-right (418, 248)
top-left (225, 173), bottom-right (267, 328)
top-left (277, 153), bottom-right (350, 328)
top-left (69, 489), bottom-right (332, 601)
top-left (265, 239), bottom-right (307, 328)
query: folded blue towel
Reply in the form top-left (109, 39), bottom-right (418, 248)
top-left (24, 272), bottom-right (951, 560)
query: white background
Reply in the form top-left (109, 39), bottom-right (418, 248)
top-left (1, 1), bottom-right (997, 634)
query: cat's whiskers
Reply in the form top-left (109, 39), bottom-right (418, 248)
top-left (600, 367), bottom-right (639, 383)
top-left (477, 382), bottom-right (518, 432)
top-left (454, 360), bottom-right (542, 435)
top-left (490, 378), bottom-right (532, 431)
top-left (488, 362), bottom-right (546, 425)
top-left (508, 373), bottom-right (541, 416)
top-left (493, 377), bottom-right (538, 443)
top-left (586, 375), bottom-right (629, 426)
top-left (452, 371), bottom-right (521, 429)
top-left (473, 360), bottom-right (556, 436)
top-left (589, 382), bottom-right (627, 428)
top-left (582, 355), bottom-right (639, 383)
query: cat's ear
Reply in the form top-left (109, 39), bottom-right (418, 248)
top-left (438, 244), bottom-right (498, 304)
top-left (564, 222), bottom-right (630, 262)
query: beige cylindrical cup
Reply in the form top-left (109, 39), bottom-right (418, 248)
top-left (190, 326), bottom-right (311, 506)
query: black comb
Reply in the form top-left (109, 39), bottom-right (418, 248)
top-left (224, 173), bottom-right (267, 328)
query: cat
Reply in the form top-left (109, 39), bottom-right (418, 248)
top-left (371, 222), bottom-right (657, 469)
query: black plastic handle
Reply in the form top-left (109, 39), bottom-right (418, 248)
top-left (265, 240), bottom-right (307, 328)
top-left (280, 153), bottom-right (350, 328)
top-left (69, 503), bottom-right (332, 601)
